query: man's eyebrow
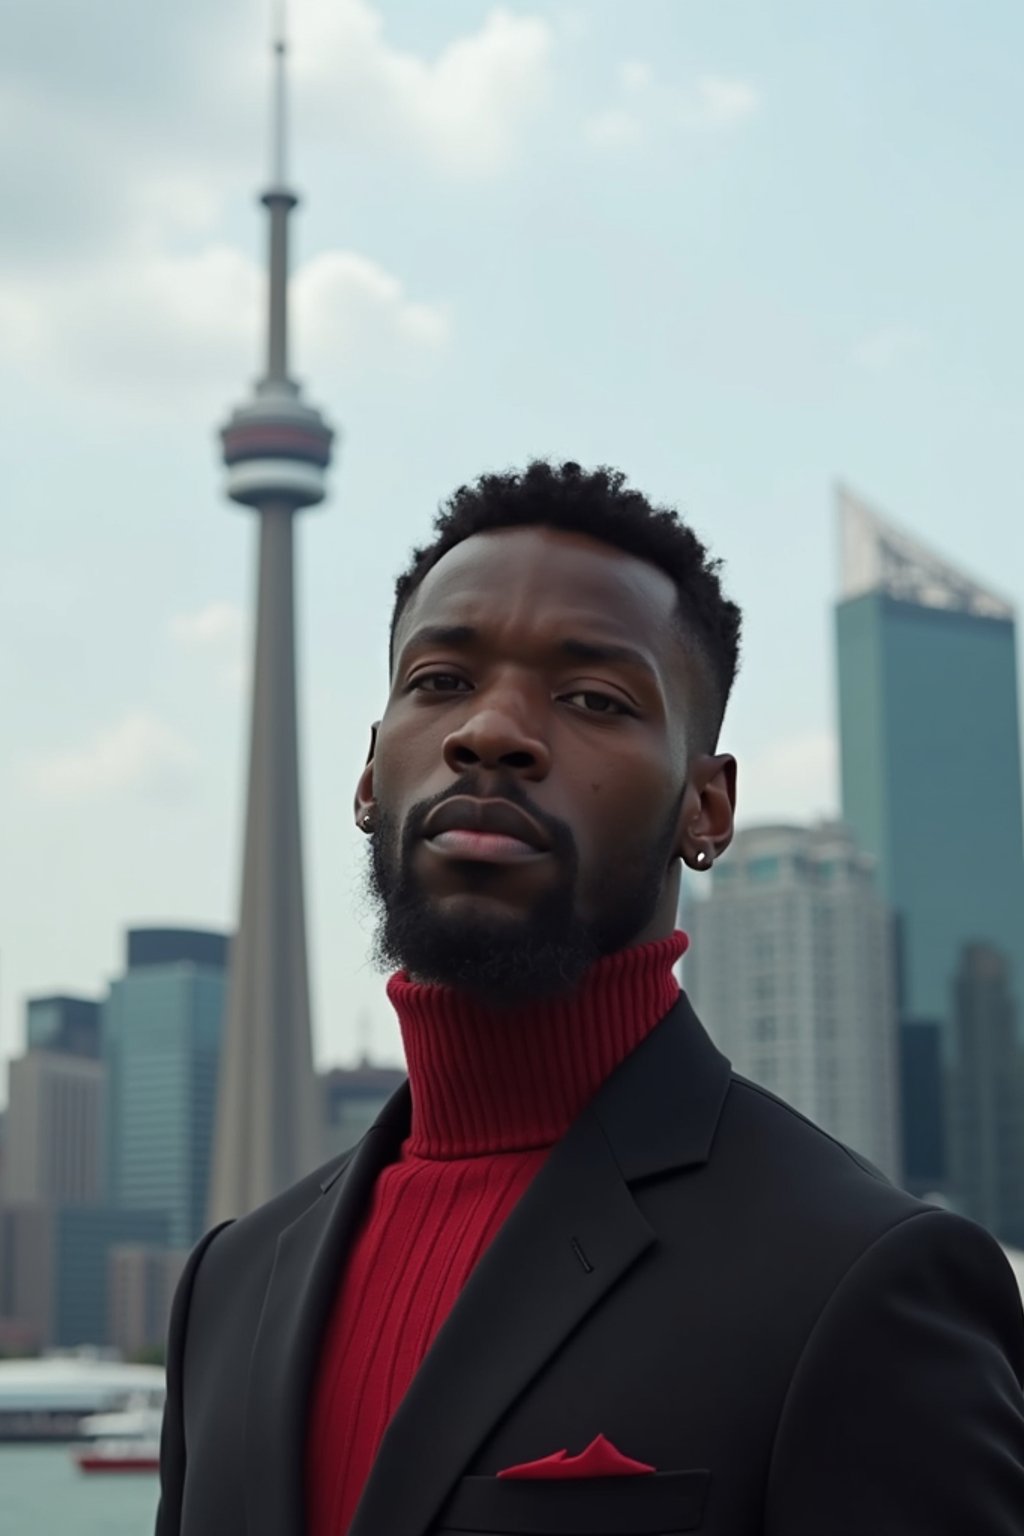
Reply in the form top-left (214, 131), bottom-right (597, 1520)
top-left (558, 637), bottom-right (659, 681)
top-left (400, 624), bottom-right (479, 655)
top-left (400, 626), bottom-right (659, 681)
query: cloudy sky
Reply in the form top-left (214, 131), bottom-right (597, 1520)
top-left (3, 0), bottom-right (1023, 1081)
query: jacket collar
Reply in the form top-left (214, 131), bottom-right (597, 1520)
top-left (591, 990), bottom-right (732, 1180)
top-left (244, 992), bottom-right (731, 1536)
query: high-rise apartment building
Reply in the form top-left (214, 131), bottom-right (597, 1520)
top-left (835, 488), bottom-right (1024, 1232)
top-left (948, 945), bottom-right (1024, 1245)
top-left (103, 928), bottom-right (227, 1248)
top-left (0, 1203), bottom-right (172, 1350)
top-left (26, 995), bottom-right (101, 1058)
top-left (686, 822), bottom-right (900, 1178)
top-left (2, 993), bottom-right (105, 1206)
top-left (54, 1206), bottom-right (170, 1348)
top-left (108, 1243), bottom-right (189, 1357)
top-left (0, 1205), bottom-right (53, 1351)
top-left (2, 1051), bottom-right (105, 1206)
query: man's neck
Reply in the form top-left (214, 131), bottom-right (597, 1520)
top-left (386, 931), bottom-right (688, 1158)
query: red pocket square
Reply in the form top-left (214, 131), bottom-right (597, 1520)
top-left (498, 1433), bottom-right (656, 1480)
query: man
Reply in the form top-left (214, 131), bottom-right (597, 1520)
top-left (157, 461), bottom-right (1024, 1535)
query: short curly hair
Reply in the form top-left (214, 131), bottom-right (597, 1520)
top-left (390, 460), bottom-right (742, 753)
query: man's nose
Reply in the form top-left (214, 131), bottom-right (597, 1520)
top-left (442, 705), bottom-right (551, 780)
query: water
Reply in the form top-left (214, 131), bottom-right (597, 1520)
top-left (0, 1445), bottom-right (158, 1535)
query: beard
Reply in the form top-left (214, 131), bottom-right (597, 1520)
top-left (365, 775), bottom-right (682, 1006)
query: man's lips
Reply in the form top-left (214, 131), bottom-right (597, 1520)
top-left (421, 796), bottom-right (551, 860)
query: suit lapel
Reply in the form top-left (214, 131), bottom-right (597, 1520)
top-left (348, 995), bottom-right (732, 1536)
top-left (347, 1110), bottom-right (652, 1536)
top-left (243, 1084), bottom-right (412, 1536)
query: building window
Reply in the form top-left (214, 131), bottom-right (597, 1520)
top-left (753, 934), bottom-right (774, 966)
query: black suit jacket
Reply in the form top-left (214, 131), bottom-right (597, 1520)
top-left (156, 996), bottom-right (1024, 1535)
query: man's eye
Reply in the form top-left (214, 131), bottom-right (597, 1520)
top-left (562, 690), bottom-right (631, 715)
top-left (412, 673), bottom-right (470, 693)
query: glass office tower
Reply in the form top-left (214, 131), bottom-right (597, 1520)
top-left (103, 929), bottom-right (228, 1248)
top-left (835, 488), bottom-right (1024, 1240)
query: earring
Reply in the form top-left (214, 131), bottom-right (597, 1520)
top-left (695, 848), bottom-right (711, 868)
top-left (360, 811), bottom-right (374, 833)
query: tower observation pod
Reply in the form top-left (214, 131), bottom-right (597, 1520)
top-left (209, 14), bottom-right (336, 1225)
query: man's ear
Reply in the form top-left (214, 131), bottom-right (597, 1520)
top-left (677, 753), bottom-right (737, 869)
top-left (353, 722), bottom-right (379, 828)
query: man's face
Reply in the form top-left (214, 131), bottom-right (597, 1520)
top-left (361, 526), bottom-right (724, 1002)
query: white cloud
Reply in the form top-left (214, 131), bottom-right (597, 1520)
top-left (169, 602), bottom-right (248, 692)
top-left (0, 243), bottom-right (256, 408)
top-left (585, 66), bottom-right (759, 154)
top-left (584, 108), bottom-right (645, 150)
top-left (0, 242), bottom-right (448, 411)
top-left (853, 324), bottom-right (923, 373)
top-left (1, 1), bottom-right (555, 277)
top-left (26, 713), bottom-right (198, 802)
top-left (134, 171), bottom-right (225, 242)
top-left (169, 602), bottom-right (244, 649)
top-left (621, 60), bottom-right (653, 93)
top-left (296, 250), bottom-right (451, 368)
top-left (297, 0), bottom-right (555, 176)
top-left (735, 729), bottom-right (838, 826)
top-left (0, 1), bottom-right (543, 409)
top-left (692, 76), bottom-right (759, 129)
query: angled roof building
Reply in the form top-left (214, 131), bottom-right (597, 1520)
top-left (208, 19), bottom-right (335, 1225)
top-left (835, 486), bottom-right (1024, 1239)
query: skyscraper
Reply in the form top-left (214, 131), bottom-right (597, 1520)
top-left (2, 1050), bottom-right (105, 1206)
top-left (948, 945), bottom-right (1024, 1246)
top-left (108, 1244), bottom-right (189, 1357)
top-left (104, 928), bottom-right (227, 1247)
top-left (686, 822), bottom-right (900, 1176)
top-left (3, 994), bottom-right (104, 1206)
top-left (54, 1206), bottom-right (171, 1349)
top-left (209, 18), bottom-right (335, 1223)
top-left (25, 995), bottom-right (101, 1058)
top-left (835, 487), bottom-right (1024, 1230)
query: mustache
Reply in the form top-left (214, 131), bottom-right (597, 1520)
top-left (401, 774), bottom-right (575, 857)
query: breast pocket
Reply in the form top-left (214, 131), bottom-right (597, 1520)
top-left (435, 1469), bottom-right (710, 1535)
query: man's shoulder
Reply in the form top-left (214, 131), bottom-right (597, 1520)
top-left (727, 1069), bottom-right (909, 1191)
top-left (727, 1070), bottom-right (894, 1177)
top-left (192, 1148), bottom-right (355, 1272)
top-left (645, 1064), bottom-right (1020, 1372)
top-left (712, 1067), bottom-right (935, 1256)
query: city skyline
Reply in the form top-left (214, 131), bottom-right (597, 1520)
top-left (4, 1), bottom-right (1024, 1085)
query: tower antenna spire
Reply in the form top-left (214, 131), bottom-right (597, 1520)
top-left (271, 0), bottom-right (288, 188)
top-left (258, 0), bottom-right (297, 385)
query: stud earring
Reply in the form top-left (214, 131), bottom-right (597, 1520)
top-left (695, 848), bottom-right (711, 868)
top-left (360, 811), bottom-right (374, 833)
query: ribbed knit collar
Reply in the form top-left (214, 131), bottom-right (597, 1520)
top-left (386, 931), bottom-right (688, 1158)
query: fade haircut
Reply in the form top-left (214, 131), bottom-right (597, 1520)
top-left (389, 460), bottom-right (742, 754)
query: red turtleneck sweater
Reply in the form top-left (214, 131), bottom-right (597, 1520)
top-left (305, 932), bottom-right (687, 1536)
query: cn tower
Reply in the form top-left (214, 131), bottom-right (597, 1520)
top-left (209, 11), bottom-right (335, 1224)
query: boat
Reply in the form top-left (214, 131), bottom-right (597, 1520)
top-left (73, 1396), bottom-right (164, 1474)
top-left (0, 1353), bottom-right (165, 1442)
